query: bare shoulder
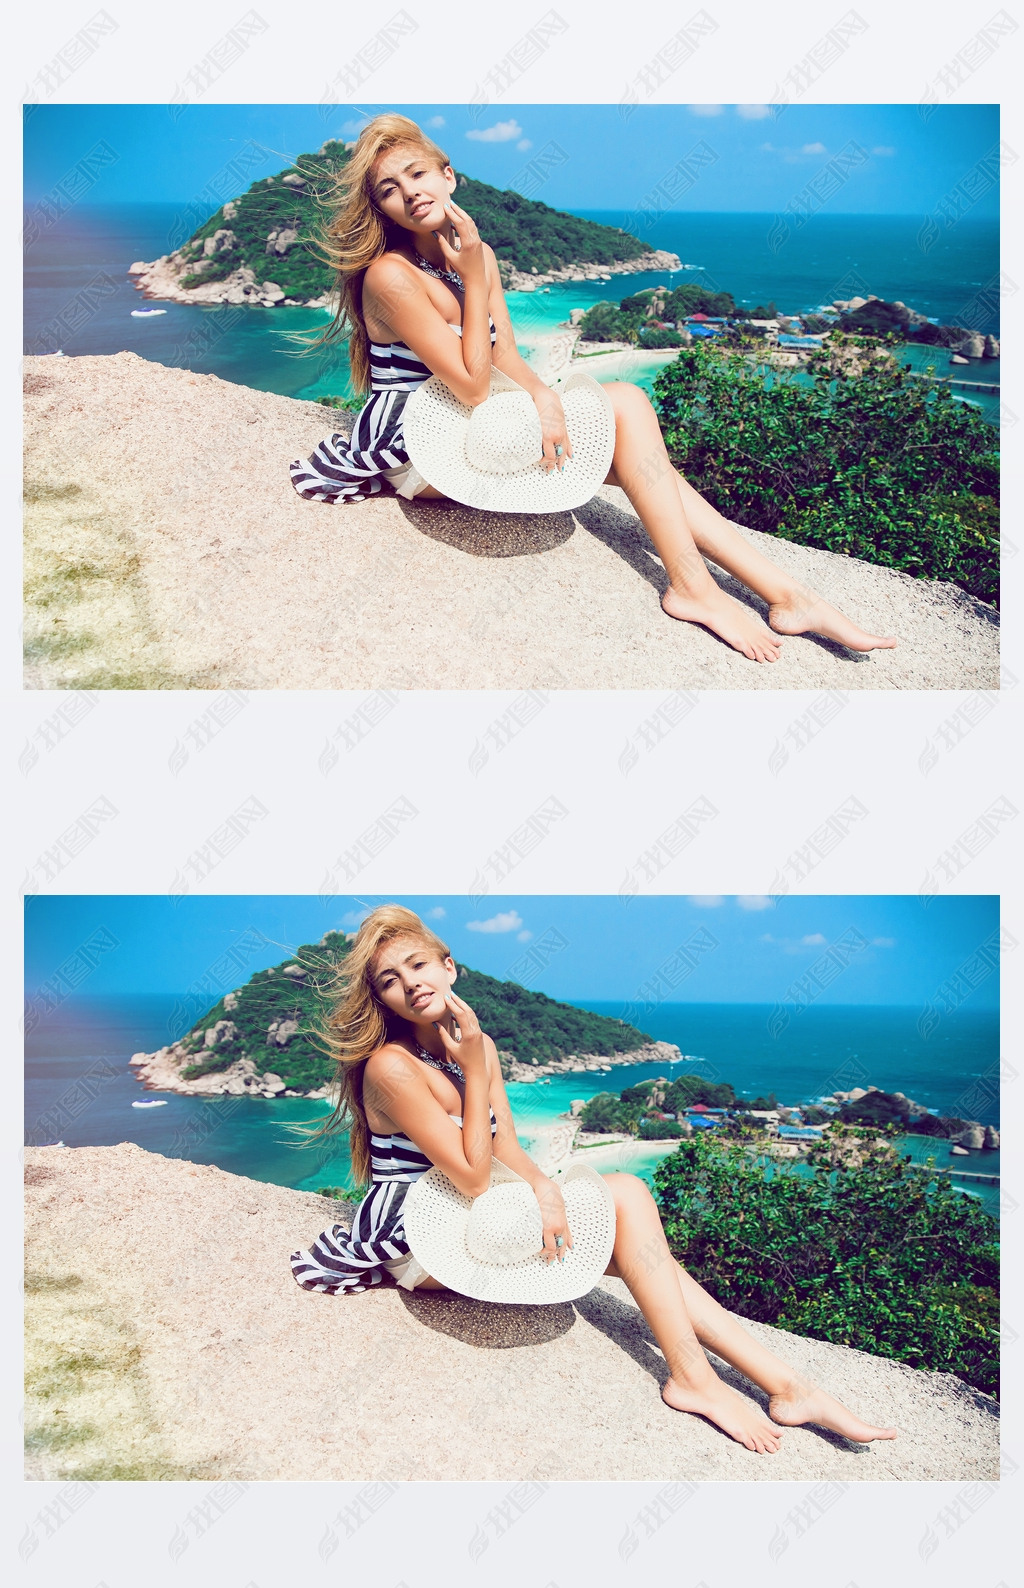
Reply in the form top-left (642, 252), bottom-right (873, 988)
top-left (364, 1040), bottom-right (421, 1091)
top-left (363, 251), bottom-right (424, 302)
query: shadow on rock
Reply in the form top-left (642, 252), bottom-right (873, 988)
top-left (399, 1287), bottom-right (576, 1347)
top-left (397, 497), bottom-right (576, 558)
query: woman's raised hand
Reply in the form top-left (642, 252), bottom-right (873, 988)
top-left (434, 990), bottom-right (487, 1068)
top-left (433, 199), bottom-right (486, 282)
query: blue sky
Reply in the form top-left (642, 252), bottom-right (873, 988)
top-left (24, 103), bottom-right (998, 216)
top-left (24, 895), bottom-right (998, 1010)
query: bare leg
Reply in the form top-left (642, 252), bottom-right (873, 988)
top-left (671, 1265), bottom-right (897, 1444)
top-left (603, 1174), bottom-right (781, 1451)
top-left (601, 384), bottom-right (782, 663)
top-left (601, 382), bottom-right (896, 654)
top-left (669, 473), bottom-right (897, 653)
top-left (603, 1174), bottom-right (897, 1448)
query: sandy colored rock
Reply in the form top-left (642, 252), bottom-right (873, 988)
top-left (23, 352), bottom-right (998, 691)
top-left (24, 1145), bottom-right (998, 1482)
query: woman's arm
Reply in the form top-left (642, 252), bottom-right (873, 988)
top-left (364, 1008), bottom-right (493, 1198)
top-left (362, 200), bottom-right (492, 407)
top-left (485, 245), bottom-right (574, 476)
top-left (485, 1035), bottom-right (574, 1263)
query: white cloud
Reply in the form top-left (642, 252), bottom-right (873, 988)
top-left (466, 910), bottom-right (524, 934)
top-left (802, 142), bottom-right (827, 154)
top-left (737, 104), bottom-right (772, 119)
top-left (759, 141), bottom-right (775, 151)
top-left (516, 929), bottom-right (532, 942)
top-left (801, 933), bottom-right (827, 946)
top-left (340, 118), bottom-right (368, 138)
top-left (690, 104), bottom-right (723, 116)
top-left (737, 895), bottom-right (774, 911)
top-left (426, 115), bottom-right (446, 128)
top-left (466, 119), bottom-right (523, 143)
top-left (339, 907), bottom-right (370, 929)
top-left (688, 895), bottom-right (724, 907)
top-left (516, 138), bottom-right (532, 152)
top-left (872, 145), bottom-right (895, 156)
top-left (425, 906), bottom-right (446, 920)
top-left (871, 936), bottom-right (896, 947)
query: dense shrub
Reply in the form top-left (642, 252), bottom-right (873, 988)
top-left (663, 1075), bottom-right (737, 1112)
top-left (653, 340), bottom-right (999, 605)
top-left (580, 1091), bottom-right (638, 1134)
top-left (640, 327), bottom-right (686, 348)
top-left (653, 1134), bottom-right (999, 1395)
top-left (639, 1117), bottom-right (684, 1139)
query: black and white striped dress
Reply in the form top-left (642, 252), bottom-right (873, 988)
top-left (289, 1048), bottom-right (498, 1295)
top-left (289, 256), bottom-right (497, 505)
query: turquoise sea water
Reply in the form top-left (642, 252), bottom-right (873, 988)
top-left (25, 996), bottom-right (1000, 1218)
top-left (24, 204), bottom-right (999, 419)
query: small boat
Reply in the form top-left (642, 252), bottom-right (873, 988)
top-left (132, 1098), bottom-right (168, 1108)
top-left (131, 308), bottom-right (167, 318)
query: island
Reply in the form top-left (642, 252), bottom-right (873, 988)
top-left (127, 142), bottom-right (682, 309)
top-left (129, 932), bottom-right (680, 1100)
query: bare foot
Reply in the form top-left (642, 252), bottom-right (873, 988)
top-left (662, 1376), bottom-right (783, 1453)
top-left (662, 584), bottom-right (783, 663)
top-left (769, 1386), bottom-right (897, 1444)
top-left (768, 594), bottom-right (897, 652)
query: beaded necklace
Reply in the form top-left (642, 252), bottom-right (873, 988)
top-left (414, 1041), bottom-right (465, 1083)
top-left (412, 250), bottom-right (464, 291)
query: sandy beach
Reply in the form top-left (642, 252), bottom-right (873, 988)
top-left (523, 1115), bottom-right (691, 1180)
top-left (519, 321), bottom-right (684, 388)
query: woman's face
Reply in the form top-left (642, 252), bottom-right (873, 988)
top-left (371, 936), bottom-right (456, 1026)
top-left (369, 144), bottom-right (457, 236)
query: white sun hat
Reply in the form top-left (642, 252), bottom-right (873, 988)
top-left (401, 1156), bottom-right (616, 1304)
top-left (401, 366), bottom-right (616, 513)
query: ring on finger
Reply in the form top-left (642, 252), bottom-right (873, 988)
top-left (555, 1235), bottom-right (565, 1247)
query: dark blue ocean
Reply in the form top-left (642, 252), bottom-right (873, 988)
top-left (25, 996), bottom-right (1000, 1218)
top-left (23, 203), bottom-right (999, 417)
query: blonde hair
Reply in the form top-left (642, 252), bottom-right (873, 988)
top-left (310, 114), bottom-right (453, 393)
top-left (311, 904), bottom-right (452, 1183)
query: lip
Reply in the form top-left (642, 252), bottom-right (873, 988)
top-left (410, 991), bottom-right (437, 1011)
top-left (409, 200), bottom-right (435, 219)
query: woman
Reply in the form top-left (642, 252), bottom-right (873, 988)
top-left (290, 114), bottom-right (897, 665)
top-left (291, 905), bottom-right (898, 1455)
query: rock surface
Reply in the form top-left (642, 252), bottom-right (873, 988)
top-left (23, 352), bottom-right (999, 691)
top-left (24, 1144), bottom-right (998, 1482)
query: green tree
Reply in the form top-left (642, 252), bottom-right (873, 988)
top-left (653, 1134), bottom-right (999, 1394)
top-left (639, 1117), bottom-right (684, 1139)
top-left (663, 1075), bottom-right (737, 1112)
top-left (580, 1091), bottom-right (637, 1134)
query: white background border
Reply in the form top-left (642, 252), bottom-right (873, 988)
top-left (7, 1), bottom-right (1021, 1582)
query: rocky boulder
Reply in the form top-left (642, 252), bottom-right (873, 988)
top-left (268, 1019), bottom-right (299, 1047)
top-left (204, 1020), bottom-right (238, 1048)
top-left (203, 228), bottom-right (237, 257)
top-left (265, 228), bottom-right (298, 256)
